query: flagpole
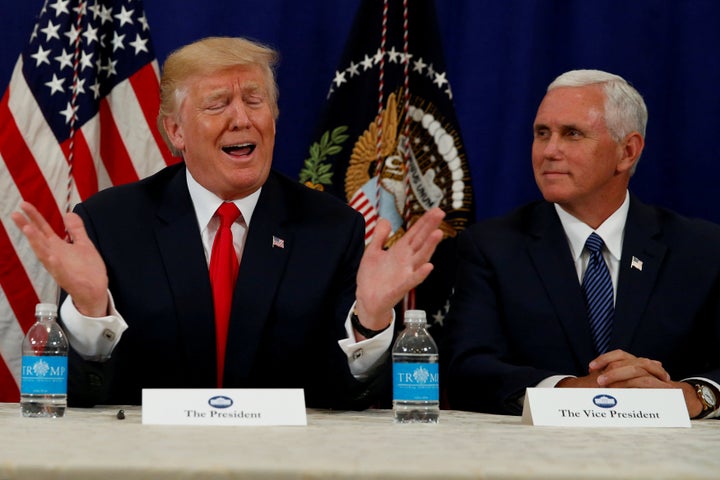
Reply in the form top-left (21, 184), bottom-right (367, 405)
top-left (374, 0), bottom-right (388, 215)
top-left (401, 0), bottom-right (415, 312)
top-left (66, 1), bottom-right (86, 217)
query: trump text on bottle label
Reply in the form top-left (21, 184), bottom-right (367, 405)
top-left (21, 356), bottom-right (67, 395)
top-left (393, 363), bottom-right (439, 401)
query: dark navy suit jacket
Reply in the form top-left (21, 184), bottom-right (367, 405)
top-left (445, 195), bottom-right (720, 414)
top-left (66, 163), bottom-right (386, 408)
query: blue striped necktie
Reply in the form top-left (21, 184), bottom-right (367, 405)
top-left (582, 232), bottom-right (614, 354)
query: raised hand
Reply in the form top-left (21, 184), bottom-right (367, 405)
top-left (11, 201), bottom-right (109, 317)
top-left (354, 207), bottom-right (445, 333)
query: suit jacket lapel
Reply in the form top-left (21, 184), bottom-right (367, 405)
top-left (527, 203), bottom-right (597, 367)
top-left (153, 164), bottom-right (217, 382)
top-left (612, 196), bottom-right (666, 350)
top-left (224, 173), bottom-right (293, 382)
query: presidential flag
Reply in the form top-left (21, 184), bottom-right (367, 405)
top-left (0, 0), bottom-right (176, 401)
top-left (300, 0), bottom-right (474, 333)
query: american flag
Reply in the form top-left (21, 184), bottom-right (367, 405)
top-left (0, 0), bottom-right (176, 401)
top-left (272, 236), bottom-right (285, 249)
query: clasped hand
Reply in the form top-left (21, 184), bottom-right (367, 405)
top-left (558, 349), bottom-right (703, 417)
top-left (558, 349), bottom-right (671, 389)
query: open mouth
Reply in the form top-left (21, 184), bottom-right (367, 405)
top-left (222, 143), bottom-right (256, 156)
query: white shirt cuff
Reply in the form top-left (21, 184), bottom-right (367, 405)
top-left (517, 375), bottom-right (575, 407)
top-left (60, 291), bottom-right (128, 360)
top-left (541, 375), bottom-right (575, 388)
top-left (337, 301), bottom-right (395, 380)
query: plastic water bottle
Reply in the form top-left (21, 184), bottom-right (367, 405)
top-left (20, 303), bottom-right (68, 417)
top-left (392, 309), bottom-right (439, 423)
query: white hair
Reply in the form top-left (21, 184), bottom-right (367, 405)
top-left (548, 69), bottom-right (647, 141)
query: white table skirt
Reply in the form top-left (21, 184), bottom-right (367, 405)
top-left (1, 403), bottom-right (719, 479)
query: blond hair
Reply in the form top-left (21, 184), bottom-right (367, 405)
top-left (157, 37), bottom-right (279, 156)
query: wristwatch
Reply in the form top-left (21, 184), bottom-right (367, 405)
top-left (350, 311), bottom-right (390, 339)
top-left (689, 381), bottom-right (718, 418)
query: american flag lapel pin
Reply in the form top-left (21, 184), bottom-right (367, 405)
top-left (630, 256), bottom-right (643, 271)
top-left (272, 236), bottom-right (285, 249)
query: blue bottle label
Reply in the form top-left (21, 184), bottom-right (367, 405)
top-left (393, 362), bottom-right (439, 401)
top-left (21, 356), bottom-right (68, 395)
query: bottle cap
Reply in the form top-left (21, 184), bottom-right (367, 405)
top-left (35, 303), bottom-right (58, 316)
top-left (403, 309), bottom-right (427, 324)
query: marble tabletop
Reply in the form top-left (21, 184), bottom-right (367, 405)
top-left (1, 402), bottom-right (719, 479)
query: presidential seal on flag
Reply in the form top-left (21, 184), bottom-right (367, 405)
top-left (300, 0), bottom-right (474, 328)
top-left (344, 91), bottom-right (470, 247)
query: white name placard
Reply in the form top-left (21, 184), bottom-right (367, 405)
top-left (521, 388), bottom-right (690, 428)
top-left (141, 388), bottom-right (307, 426)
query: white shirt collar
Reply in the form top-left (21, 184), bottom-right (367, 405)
top-left (185, 168), bottom-right (261, 231)
top-left (554, 191), bottom-right (630, 262)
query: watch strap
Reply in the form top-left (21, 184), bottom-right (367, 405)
top-left (351, 311), bottom-right (390, 338)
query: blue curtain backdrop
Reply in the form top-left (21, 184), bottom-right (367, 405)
top-left (2, 0), bottom-right (719, 224)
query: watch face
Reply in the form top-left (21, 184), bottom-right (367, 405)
top-left (701, 385), bottom-right (717, 406)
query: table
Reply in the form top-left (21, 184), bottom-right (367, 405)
top-left (1, 402), bottom-right (719, 479)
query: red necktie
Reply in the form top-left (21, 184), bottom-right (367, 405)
top-left (209, 202), bottom-right (241, 388)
